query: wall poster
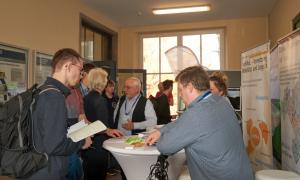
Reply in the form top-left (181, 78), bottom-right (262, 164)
top-left (0, 43), bottom-right (28, 104)
top-left (33, 51), bottom-right (53, 85)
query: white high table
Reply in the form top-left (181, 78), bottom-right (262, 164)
top-left (103, 137), bottom-right (186, 180)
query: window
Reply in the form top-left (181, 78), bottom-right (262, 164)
top-left (80, 15), bottom-right (117, 61)
top-left (141, 29), bottom-right (224, 114)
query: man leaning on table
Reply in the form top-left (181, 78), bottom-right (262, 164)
top-left (146, 65), bottom-right (253, 180)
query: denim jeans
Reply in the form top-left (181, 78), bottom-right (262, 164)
top-left (68, 153), bottom-right (83, 180)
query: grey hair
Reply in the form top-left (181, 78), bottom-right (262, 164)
top-left (127, 77), bottom-right (142, 90)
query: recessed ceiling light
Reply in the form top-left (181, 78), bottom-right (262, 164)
top-left (152, 5), bottom-right (211, 15)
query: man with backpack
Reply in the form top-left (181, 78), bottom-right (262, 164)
top-left (25, 48), bottom-right (92, 180)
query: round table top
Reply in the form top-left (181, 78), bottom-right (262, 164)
top-left (255, 170), bottom-right (300, 180)
top-left (103, 136), bottom-right (160, 155)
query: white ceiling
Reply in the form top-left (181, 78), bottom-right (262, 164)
top-left (81, 0), bottom-right (277, 27)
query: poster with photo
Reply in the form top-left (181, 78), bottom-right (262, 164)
top-left (33, 51), bottom-right (53, 85)
top-left (0, 43), bottom-right (28, 103)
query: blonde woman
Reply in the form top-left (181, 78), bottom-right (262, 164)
top-left (209, 71), bottom-right (229, 96)
top-left (209, 71), bottom-right (234, 108)
top-left (82, 68), bottom-right (123, 180)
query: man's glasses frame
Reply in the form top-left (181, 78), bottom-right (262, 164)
top-left (72, 64), bottom-right (84, 76)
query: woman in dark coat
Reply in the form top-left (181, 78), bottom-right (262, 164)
top-left (156, 80), bottom-right (173, 125)
top-left (82, 68), bottom-right (123, 180)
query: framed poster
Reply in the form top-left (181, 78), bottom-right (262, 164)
top-left (117, 69), bottom-right (146, 97)
top-left (33, 51), bottom-right (53, 85)
top-left (0, 43), bottom-right (28, 103)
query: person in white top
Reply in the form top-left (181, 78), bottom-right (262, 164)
top-left (113, 77), bottom-right (157, 136)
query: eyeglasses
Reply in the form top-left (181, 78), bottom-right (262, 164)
top-left (72, 64), bottom-right (84, 76)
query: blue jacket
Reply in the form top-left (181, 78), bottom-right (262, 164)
top-left (24, 77), bottom-right (84, 180)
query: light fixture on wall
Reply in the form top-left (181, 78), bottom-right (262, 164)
top-left (152, 5), bottom-right (211, 15)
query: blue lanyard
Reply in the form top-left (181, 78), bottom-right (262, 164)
top-left (125, 95), bottom-right (140, 115)
top-left (80, 84), bottom-right (89, 96)
top-left (197, 91), bottom-right (211, 102)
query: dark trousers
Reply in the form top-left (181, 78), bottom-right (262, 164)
top-left (68, 153), bottom-right (83, 180)
top-left (82, 154), bottom-right (108, 180)
top-left (108, 153), bottom-right (120, 170)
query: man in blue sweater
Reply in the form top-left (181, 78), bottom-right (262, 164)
top-left (146, 65), bottom-right (253, 180)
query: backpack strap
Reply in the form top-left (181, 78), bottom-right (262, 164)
top-left (30, 84), bottom-right (60, 162)
top-left (38, 84), bottom-right (61, 95)
top-left (17, 95), bottom-right (24, 148)
top-left (30, 85), bottom-right (61, 112)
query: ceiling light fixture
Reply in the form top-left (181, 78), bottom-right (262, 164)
top-left (152, 5), bottom-right (211, 15)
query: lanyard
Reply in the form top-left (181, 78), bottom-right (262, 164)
top-left (125, 95), bottom-right (140, 115)
top-left (80, 84), bottom-right (89, 96)
top-left (197, 91), bottom-right (211, 102)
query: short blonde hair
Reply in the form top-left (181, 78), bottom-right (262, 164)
top-left (88, 68), bottom-right (108, 91)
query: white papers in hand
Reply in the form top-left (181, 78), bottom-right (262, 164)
top-left (68, 120), bottom-right (87, 134)
top-left (67, 120), bottom-right (107, 142)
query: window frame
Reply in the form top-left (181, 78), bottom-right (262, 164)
top-left (140, 28), bottom-right (225, 81)
top-left (80, 14), bottom-right (118, 61)
top-left (140, 29), bottom-right (225, 113)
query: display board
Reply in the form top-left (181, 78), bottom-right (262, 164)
top-left (207, 70), bottom-right (241, 88)
top-left (33, 51), bottom-right (53, 85)
top-left (278, 29), bottom-right (300, 173)
top-left (93, 60), bottom-right (117, 83)
top-left (117, 69), bottom-right (146, 97)
top-left (269, 45), bottom-right (281, 169)
top-left (0, 43), bottom-right (28, 103)
top-left (241, 42), bottom-right (273, 171)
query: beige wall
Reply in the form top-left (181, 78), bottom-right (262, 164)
top-left (0, 0), bottom-right (300, 73)
top-left (118, 17), bottom-right (268, 70)
top-left (0, 0), bottom-right (119, 86)
top-left (0, 0), bottom-right (119, 53)
top-left (2, 1), bottom-right (296, 74)
top-left (268, 0), bottom-right (300, 47)
top-left (0, 1), bottom-right (270, 74)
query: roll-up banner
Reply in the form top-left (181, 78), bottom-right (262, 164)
top-left (278, 30), bottom-right (300, 173)
top-left (270, 45), bottom-right (281, 169)
top-left (241, 42), bottom-right (273, 171)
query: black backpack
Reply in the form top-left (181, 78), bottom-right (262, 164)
top-left (0, 84), bottom-right (58, 178)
